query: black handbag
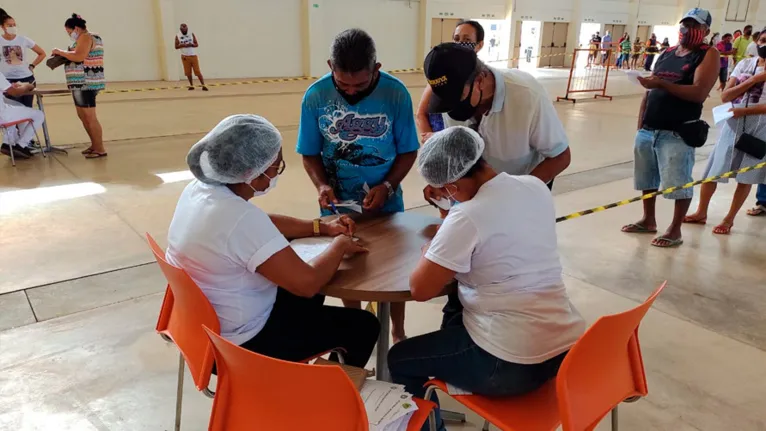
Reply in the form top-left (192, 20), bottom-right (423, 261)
top-left (45, 54), bottom-right (68, 70)
top-left (735, 67), bottom-right (766, 159)
top-left (675, 119), bottom-right (709, 148)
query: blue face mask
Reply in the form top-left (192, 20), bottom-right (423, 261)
top-left (443, 185), bottom-right (460, 206)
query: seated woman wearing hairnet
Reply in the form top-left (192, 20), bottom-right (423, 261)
top-left (387, 127), bottom-right (586, 430)
top-left (166, 115), bottom-right (380, 367)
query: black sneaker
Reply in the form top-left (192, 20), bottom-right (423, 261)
top-left (1, 143), bottom-right (32, 159)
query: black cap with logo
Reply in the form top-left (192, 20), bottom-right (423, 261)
top-left (423, 43), bottom-right (478, 114)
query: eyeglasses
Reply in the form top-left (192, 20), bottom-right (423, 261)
top-left (271, 159), bottom-right (286, 175)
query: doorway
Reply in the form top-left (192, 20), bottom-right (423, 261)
top-left (430, 18), bottom-right (463, 48)
top-left (577, 22), bottom-right (602, 68)
top-left (519, 21), bottom-right (541, 70)
top-left (475, 19), bottom-right (509, 66)
top-left (636, 25), bottom-right (651, 45)
top-left (540, 22), bottom-right (569, 67)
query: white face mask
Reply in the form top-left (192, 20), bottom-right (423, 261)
top-left (69, 30), bottom-right (79, 41)
top-left (5, 26), bottom-right (17, 36)
top-left (248, 173), bottom-right (278, 197)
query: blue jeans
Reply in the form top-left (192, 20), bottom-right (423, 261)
top-left (388, 309), bottom-right (567, 431)
top-left (634, 128), bottom-right (696, 200)
top-left (757, 184), bottom-right (766, 206)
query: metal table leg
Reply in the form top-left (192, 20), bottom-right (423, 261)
top-left (35, 94), bottom-right (71, 154)
top-left (376, 301), bottom-right (391, 381)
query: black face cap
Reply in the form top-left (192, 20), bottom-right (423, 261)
top-left (423, 43), bottom-right (478, 113)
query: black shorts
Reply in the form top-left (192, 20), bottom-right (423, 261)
top-left (719, 67), bottom-right (728, 85)
top-left (72, 90), bottom-right (98, 108)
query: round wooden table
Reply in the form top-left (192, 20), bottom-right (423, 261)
top-left (321, 211), bottom-right (442, 381)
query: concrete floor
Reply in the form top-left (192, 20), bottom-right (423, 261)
top-left (1, 68), bottom-right (765, 430)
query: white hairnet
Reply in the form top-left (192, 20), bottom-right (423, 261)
top-left (187, 114), bottom-right (282, 185)
top-left (417, 126), bottom-right (485, 187)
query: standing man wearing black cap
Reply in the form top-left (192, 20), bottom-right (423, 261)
top-left (423, 43), bottom-right (571, 193)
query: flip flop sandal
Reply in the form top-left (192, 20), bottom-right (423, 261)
top-left (651, 236), bottom-right (684, 248)
top-left (747, 205), bottom-right (766, 216)
top-left (682, 216), bottom-right (707, 224)
top-left (84, 152), bottom-right (107, 159)
top-left (621, 223), bottom-right (658, 233)
top-left (712, 223), bottom-right (733, 235)
top-left (81, 147), bottom-right (94, 155)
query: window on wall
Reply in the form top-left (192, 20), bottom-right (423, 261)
top-left (726, 0), bottom-right (750, 22)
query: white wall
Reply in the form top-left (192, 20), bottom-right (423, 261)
top-left (4, 0), bottom-right (160, 84)
top-left (309, 0), bottom-right (419, 78)
top-left (174, 0), bottom-right (303, 79)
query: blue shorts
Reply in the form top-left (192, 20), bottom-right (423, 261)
top-left (634, 128), bottom-right (695, 200)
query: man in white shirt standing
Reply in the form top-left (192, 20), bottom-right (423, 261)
top-left (0, 71), bottom-right (43, 160)
top-left (175, 23), bottom-right (208, 91)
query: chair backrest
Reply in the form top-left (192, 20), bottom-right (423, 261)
top-left (556, 282), bottom-right (666, 431)
top-left (147, 233), bottom-right (220, 391)
top-left (203, 326), bottom-right (369, 431)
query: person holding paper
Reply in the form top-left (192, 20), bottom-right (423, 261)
top-left (684, 29), bottom-right (766, 235)
top-left (167, 115), bottom-right (380, 367)
top-left (297, 29), bottom-right (419, 343)
top-left (388, 127), bottom-right (586, 431)
top-left (623, 8), bottom-right (719, 248)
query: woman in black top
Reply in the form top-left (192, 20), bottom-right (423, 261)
top-left (622, 8), bottom-right (720, 248)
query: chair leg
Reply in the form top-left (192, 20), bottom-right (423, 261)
top-left (175, 352), bottom-right (185, 431)
top-left (424, 386), bottom-right (437, 431)
top-left (33, 127), bottom-right (45, 158)
top-left (611, 405), bottom-right (619, 431)
top-left (482, 419), bottom-right (490, 430)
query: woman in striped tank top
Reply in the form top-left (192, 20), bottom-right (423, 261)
top-left (52, 13), bottom-right (106, 158)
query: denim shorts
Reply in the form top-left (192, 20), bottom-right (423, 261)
top-left (634, 128), bottom-right (695, 199)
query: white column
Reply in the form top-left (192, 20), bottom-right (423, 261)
top-left (153, 0), bottom-right (180, 82)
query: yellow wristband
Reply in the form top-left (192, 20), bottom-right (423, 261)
top-left (313, 219), bottom-right (321, 236)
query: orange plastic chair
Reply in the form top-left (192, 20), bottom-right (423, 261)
top-left (424, 282), bottom-right (667, 431)
top-left (203, 326), bottom-right (436, 431)
top-left (147, 233), bottom-right (221, 431)
top-left (1, 118), bottom-right (44, 167)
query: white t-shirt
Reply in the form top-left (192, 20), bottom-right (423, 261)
top-left (0, 35), bottom-right (35, 79)
top-left (746, 41), bottom-right (758, 58)
top-left (445, 67), bottom-right (569, 176)
top-left (178, 33), bottom-right (196, 56)
top-left (166, 180), bottom-right (290, 345)
top-left (730, 57), bottom-right (766, 107)
top-left (425, 174), bottom-right (586, 364)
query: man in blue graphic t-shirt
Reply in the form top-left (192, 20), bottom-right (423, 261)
top-left (297, 28), bottom-right (419, 342)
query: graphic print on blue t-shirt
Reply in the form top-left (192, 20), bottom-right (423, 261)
top-left (296, 72), bottom-right (419, 216)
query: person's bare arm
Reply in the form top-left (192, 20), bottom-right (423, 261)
top-left (175, 36), bottom-right (181, 50)
top-left (4, 83), bottom-right (34, 97)
top-left (416, 86), bottom-right (434, 137)
top-left (637, 91), bottom-right (648, 130)
top-left (257, 236), bottom-right (366, 297)
top-left (529, 147), bottom-right (571, 184)
top-left (651, 49), bottom-right (720, 103)
top-left (53, 33), bottom-right (91, 62)
top-left (302, 155), bottom-right (339, 209)
top-left (269, 214), bottom-right (354, 240)
top-left (192, 34), bottom-right (199, 48)
top-left (363, 151), bottom-right (418, 210)
top-left (722, 72), bottom-right (766, 102)
top-left (410, 255), bottom-right (457, 302)
top-left (30, 44), bottom-right (45, 68)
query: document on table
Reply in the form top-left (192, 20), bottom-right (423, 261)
top-left (290, 237), bottom-right (331, 262)
top-left (713, 103), bottom-right (735, 124)
top-left (361, 380), bottom-right (419, 429)
top-left (625, 70), bottom-right (649, 86)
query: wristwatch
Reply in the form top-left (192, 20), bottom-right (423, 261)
top-left (383, 181), bottom-right (394, 197)
top-left (313, 219), bottom-right (321, 236)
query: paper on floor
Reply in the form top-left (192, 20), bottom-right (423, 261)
top-left (362, 380), bottom-right (419, 428)
top-left (290, 237), bottom-right (332, 262)
top-left (713, 103), bottom-right (734, 124)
